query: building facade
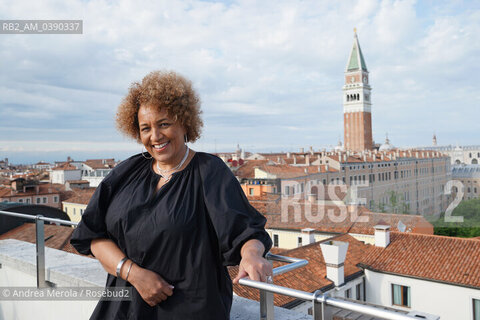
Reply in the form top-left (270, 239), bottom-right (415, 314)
top-left (0, 179), bottom-right (62, 209)
top-left (421, 144), bottom-right (480, 165)
top-left (451, 164), bottom-right (480, 200)
top-left (276, 149), bottom-right (451, 216)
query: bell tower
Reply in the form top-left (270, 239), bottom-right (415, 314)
top-left (343, 29), bottom-right (373, 152)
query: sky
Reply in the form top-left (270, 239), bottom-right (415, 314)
top-left (0, 0), bottom-right (479, 164)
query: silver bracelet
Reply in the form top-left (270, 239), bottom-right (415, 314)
top-left (116, 257), bottom-right (128, 278)
top-left (125, 261), bottom-right (134, 281)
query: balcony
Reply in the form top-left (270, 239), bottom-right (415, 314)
top-left (0, 210), bottom-right (437, 320)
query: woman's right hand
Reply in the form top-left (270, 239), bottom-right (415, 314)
top-left (128, 263), bottom-right (174, 306)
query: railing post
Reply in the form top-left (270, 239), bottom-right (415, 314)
top-left (313, 290), bottom-right (330, 320)
top-left (259, 288), bottom-right (274, 320)
top-left (260, 260), bottom-right (274, 320)
top-left (35, 215), bottom-right (46, 288)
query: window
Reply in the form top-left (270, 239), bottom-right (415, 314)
top-left (53, 196), bottom-right (58, 203)
top-left (345, 288), bottom-right (351, 299)
top-left (26, 198), bottom-right (30, 204)
top-left (36, 197), bottom-right (41, 204)
top-left (249, 188), bottom-right (254, 196)
top-left (65, 207), bottom-right (68, 214)
top-left (474, 298), bottom-right (480, 320)
top-left (73, 208), bottom-right (76, 216)
top-left (297, 237), bottom-right (302, 247)
top-left (273, 234), bottom-right (279, 247)
top-left (284, 186), bottom-right (289, 195)
top-left (356, 283), bottom-right (363, 301)
top-left (18, 199), bottom-right (23, 203)
top-left (392, 284), bottom-right (410, 307)
top-left (42, 197), bottom-right (47, 204)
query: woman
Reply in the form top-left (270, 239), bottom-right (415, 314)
top-left (70, 70), bottom-right (273, 319)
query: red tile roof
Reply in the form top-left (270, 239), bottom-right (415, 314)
top-left (0, 183), bottom-right (62, 198)
top-left (52, 163), bottom-right (78, 171)
top-left (256, 164), bottom-right (337, 179)
top-left (234, 160), bottom-right (269, 179)
top-left (62, 188), bottom-right (96, 205)
top-left (0, 223), bottom-right (73, 251)
top-left (84, 159), bottom-right (115, 170)
top-left (0, 223), bottom-right (92, 258)
top-left (360, 232), bottom-right (480, 289)
top-left (264, 205), bottom-right (433, 236)
top-left (230, 234), bottom-right (373, 306)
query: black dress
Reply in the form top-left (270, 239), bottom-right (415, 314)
top-left (70, 152), bottom-right (272, 320)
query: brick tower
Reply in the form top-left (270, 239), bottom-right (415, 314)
top-left (343, 29), bottom-right (373, 152)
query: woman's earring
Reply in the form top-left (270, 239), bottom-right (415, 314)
top-left (184, 134), bottom-right (188, 144)
top-left (141, 147), bottom-right (153, 159)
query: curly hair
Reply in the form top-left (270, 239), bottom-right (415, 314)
top-left (116, 70), bottom-right (203, 143)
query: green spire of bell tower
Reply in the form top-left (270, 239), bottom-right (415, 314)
top-left (346, 28), bottom-right (368, 72)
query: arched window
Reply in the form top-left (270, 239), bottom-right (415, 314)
top-left (472, 159), bottom-right (478, 164)
top-left (347, 95), bottom-right (350, 101)
top-left (455, 159), bottom-right (461, 164)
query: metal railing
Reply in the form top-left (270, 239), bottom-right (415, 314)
top-left (240, 253), bottom-right (418, 320)
top-left (0, 210), bottom-right (77, 288)
top-left (0, 210), bottom-right (420, 320)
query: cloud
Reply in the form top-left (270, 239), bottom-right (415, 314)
top-left (0, 0), bottom-right (479, 163)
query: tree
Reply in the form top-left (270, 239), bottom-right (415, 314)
top-left (430, 198), bottom-right (480, 238)
top-left (374, 191), bottom-right (409, 214)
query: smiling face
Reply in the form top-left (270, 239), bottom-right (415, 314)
top-left (138, 104), bottom-right (187, 170)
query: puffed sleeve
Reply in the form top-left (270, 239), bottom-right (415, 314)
top-left (199, 155), bottom-right (272, 266)
top-left (70, 181), bottom-right (112, 256)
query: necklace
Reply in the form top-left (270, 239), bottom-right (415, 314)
top-left (156, 146), bottom-right (189, 182)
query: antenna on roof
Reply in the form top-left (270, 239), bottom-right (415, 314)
top-left (397, 220), bottom-right (406, 233)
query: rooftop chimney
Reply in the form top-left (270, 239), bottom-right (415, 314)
top-left (320, 240), bottom-right (348, 287)
top-left (287, 152), bottom-right (291, 158)
top-left (300, 147), bottom-right (304, 154)
top-left (293, 155), bottom-right (297, 164)
top-left (306, 154), bottom-right (310, 166)
top-left (374, 225), bottom-right (391, 247)
top-left (301, 228), bottom-right (316, 245)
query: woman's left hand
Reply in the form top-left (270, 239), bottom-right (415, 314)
top-left (233, 240), bottom-right (273, 284)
